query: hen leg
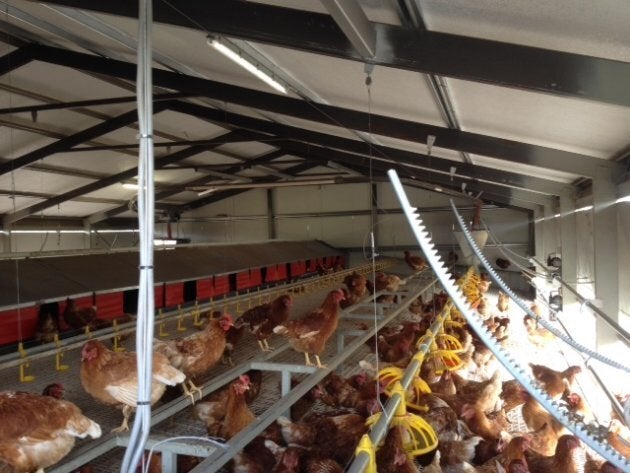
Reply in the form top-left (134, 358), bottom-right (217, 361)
top-left (304, 352), bottom-right (314, 366)
top-left (314, 355), bottom-right (327, 369)
top-left (182, 379), bottom-right (202, 403)
top-left (262, 339), bottom-right (274, 351)
top-left (112, 405), bottom-right (132, 432)
top-left (221, 353), bottom-right (235, 366)
top-left (257, 339), bottom-right (272, 352)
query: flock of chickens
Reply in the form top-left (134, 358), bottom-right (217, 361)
top-left (2, 252), bottom-right (629, 473)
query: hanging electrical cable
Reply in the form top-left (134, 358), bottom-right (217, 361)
top-left (120, 0), bottom-right (155, 471)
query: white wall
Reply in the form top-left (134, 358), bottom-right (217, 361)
top-left (3, 182), bottom-right (533, 263)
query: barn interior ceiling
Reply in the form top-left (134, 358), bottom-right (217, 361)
top-left (0, 0), bottom-right (629, 228)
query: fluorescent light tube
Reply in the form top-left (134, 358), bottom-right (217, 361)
top-left (154, 239), bottom-right (177, 246)
top-left (575, 205), bottom-right (593, 213)
top-left (11, 229), bottom-right (88, 234)
top-left (616, 195), bottom-right (630, 203)
top-left (208, 38), bottom-right (287, 94)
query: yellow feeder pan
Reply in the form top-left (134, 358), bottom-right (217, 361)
top-left (366, 381), bottom-right (438, 458)
top-left (378, 363), bottom-right (431, 413)
top-left (416, 328), bottom-right (462, 353)
top-left (435, 332), bottom-right (463, 352)
top-left (449, 307), bottom-right (466, 324)
top-left (426, 349), bottom-right (464, 373)
top-left (444, 319), bottom-right (464, 330)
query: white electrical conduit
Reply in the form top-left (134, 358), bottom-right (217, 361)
top-left (121, 0), bottom-right (155, 471)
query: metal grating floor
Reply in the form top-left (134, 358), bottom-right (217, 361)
top-left (1, 265), bottom-right (617, 472)
top-left (0, 262), bottom-right (434, 472)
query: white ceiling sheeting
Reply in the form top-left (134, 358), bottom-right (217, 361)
top-left (0, 0), bottom-right (627, 227)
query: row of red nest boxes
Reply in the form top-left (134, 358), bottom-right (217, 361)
top-left (0, 256), bottom-right (344, 347)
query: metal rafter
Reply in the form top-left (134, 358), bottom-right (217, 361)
top-left (0, 44), bottom-right (35, 76)
top-left (280, 143), bottom-right (552, 206)
top-left (0, 92), bottom-right (195, 115)
top-left (167, 100), bottom-right (566, 197)
top-left (0, 101), bottom-right (168, 178)
top-left (2, 130), bottom-right (257, 225)
top-left (0, 187), bottom-right (124, 205)
top-left (181, 160), bottom-right (323, 212)
top-left (320, 0), bottom-right (376, 58)
top-left (31, 0), bottom-right (630, 107)
top-left (85, 149), bottom-right (288, 224)
top-left (28, 44), bottom-right (612, 178)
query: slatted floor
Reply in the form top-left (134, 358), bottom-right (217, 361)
top-left (0, 262), bottom-right (436, 472)
top-left (2, 264), bottom-right (622, 472)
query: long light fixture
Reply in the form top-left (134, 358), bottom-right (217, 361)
top-left (616, 195), bottom-right (630, 203)
top-left (188, 177), bottom-right (340, 196)
top-left (154, 239), bottom-right (177, 246)
top-left (10, 229), bottom-right (89, 234)
top-left (575, 204), bottom-right (593, 213)
top-left (207, 36), bottom-right (287, 94)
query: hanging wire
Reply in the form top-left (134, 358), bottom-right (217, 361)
top-left (362, 68), bottom-right (389, 415)
top-left (3, 3), bottom-right (24, 343)
top-left (480, 219), bottom-right (549, 278)
top-left (120, 0), bottom-right (155, 471)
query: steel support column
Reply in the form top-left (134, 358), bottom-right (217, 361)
top-left (546, 203), bottom-right (560, 263)
top-left (559, 193), bottom-right (578, 308)
top-left (592, 171), bottom-right (620, 348)
top-left (0, 226), bottom-right (10, 253)
top-left (267, 188), bottom-right (276, 240)
top-left (533, 205), bottom-right (544, 261)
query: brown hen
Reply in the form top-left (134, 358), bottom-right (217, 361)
top-left (153, 314), bottom-right (233, 401)
top-left (80, 339), bottom-right (185, 431)
top-left (525, 434), bottom-right (583, 473)
top-left (0, 391), bottom-right (101, 472)
top-left (63, 297), bottom-right (98, 330)
top-left (404, 250), bottom-right (428, 271)
top-left (273, 289), bottom-right (344, 368)
top-left (240, 294), bottom-right (293, 352)
top-left (341, 272), bottom-right (369, 308)
top-left (194, 375), bottom-right (255, 440)
top-left (376, 425), bottom-right (422, 473)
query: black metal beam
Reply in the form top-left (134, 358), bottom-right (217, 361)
top-left (182, 161), bottom-right (323, 211)
top-left (86, 149), bottom-right (288, 223)
top-left (0, 92), bottom-right (195, 115)
top-left (0, 44), bottom-right (35, 76)
top-left (2, 131), bottom-right (257, 225)
top-left (33, 0), bottom-right (630, 107)
top-left (168, 100), bottom-right (564, 197)
top-left (278, 142), bottom-right (550, 207)
top-left (0, 101), bottom-right (168, 177)
top-left (282, 143), bottom-right (549, 207)
top-left (64, 136), bottom-right (278, 152)
top-left (29, 44), bottom-right (610, 177)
